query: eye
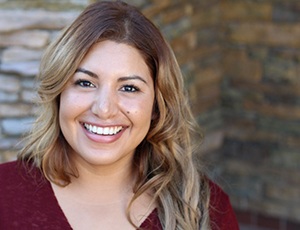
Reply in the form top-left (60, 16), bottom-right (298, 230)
top-left (120, 85), bottom-right (140, 92)
top-left (75, 79), bottom-right (96, 88)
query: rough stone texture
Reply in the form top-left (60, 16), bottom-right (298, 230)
top-left (0, 74), bottom-right (21, 92)
top-left (211, 0), bottom-right (300, 228)
top-left (2, 47), bottom-right (44, 62)
top-left (1, 0), bottom-right (300, 229)
top-left (0, 104), bottom-right (34, 117)
top-left (0, 91), bottom-right (18, 102)
top-left (2, 117), bottom-right (34, 136)
top-left (0, 30), bottom-right (50, 48)
top-left (0, 10), bottom-right (79, 32)
top-left (0, 60), bottom-right (40, 76)
top-left (228, 23), bottom-right (300, 47)
top-left (221, 2), bottom-right (272, 22)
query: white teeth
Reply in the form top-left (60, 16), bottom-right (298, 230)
top-left (103, 127), bottom-right (109, 135)
top-left (84, 123), bottom-right (122, 135)
top-left (97, 127), bottom-right (103, 134)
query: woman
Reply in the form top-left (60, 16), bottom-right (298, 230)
top-left (0, 1), bottom-right (239, 229)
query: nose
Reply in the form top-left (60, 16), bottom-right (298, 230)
top-left (91, 86), bottom-right (118, 119)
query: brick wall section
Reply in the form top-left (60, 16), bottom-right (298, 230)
top-left (207, 1), bottom-right (300, 229)
top-left (1, 0), bottom-right (300, 229)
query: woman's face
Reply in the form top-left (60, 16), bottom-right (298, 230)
top-left (59, 40), bottom-right (155, 170)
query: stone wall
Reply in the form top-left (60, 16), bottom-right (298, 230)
top-left (1, 0), bottom-right (300, 229)
top-left (209, 1), bottom-right (300, 229)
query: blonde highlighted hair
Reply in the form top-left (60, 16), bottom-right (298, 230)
top-left (19, 1), bottom-right (210, 229)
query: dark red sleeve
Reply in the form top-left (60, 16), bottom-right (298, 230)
top-left (209, 180), bottom-right (240, 230)
top-left (0, 161), bottom-right (72, 229)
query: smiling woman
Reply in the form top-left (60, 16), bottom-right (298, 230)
top-left (59, 41), bottom-right (155, 170)
top-left (0, 1), bottom-right (239, 230)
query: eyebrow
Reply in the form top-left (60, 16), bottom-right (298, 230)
top-left (118, 76), bottom-right (148, 84)
top-left (75, 67), bottom-right (148, 85)
top-left (75, 68), bottom-right (98, 78)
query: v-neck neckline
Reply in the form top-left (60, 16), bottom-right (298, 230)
top-left (45, 176), bottom-right (158, 229)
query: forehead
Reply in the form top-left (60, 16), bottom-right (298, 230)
top-left (78, 40), bottom-right (152, 80)
top-left (84, 40), bottom-right (144, 59)
top-left (82, 41), bottom-right (142, 63)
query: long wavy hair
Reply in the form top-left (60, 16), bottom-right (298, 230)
top-left (19, 1), bottom-right (211, 229)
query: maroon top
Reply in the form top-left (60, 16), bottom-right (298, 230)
top-left (0, 161), bottom-right (239, 229)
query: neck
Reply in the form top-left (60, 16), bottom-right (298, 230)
top-left (61, 156), bottom-right (137, 205)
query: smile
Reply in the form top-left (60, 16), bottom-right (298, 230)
top-left (83, 123), bottom-right (123, 135)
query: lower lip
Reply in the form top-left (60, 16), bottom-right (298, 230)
top-left (82, 125), bottom-right (126, 144)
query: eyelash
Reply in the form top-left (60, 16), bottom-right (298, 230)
top-left (75, 80), bottom-right (140, 93)
top-left (120, 85), bottom-right (140, 92)
top-left (75, 79), bottom-right (95, 88)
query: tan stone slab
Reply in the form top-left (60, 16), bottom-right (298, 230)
top-left (0, 103), bottom-right (34, 117)
top-left (0, 74), bottom-right (21, 92)
top-left (0, 10), bottom-right (79, 33)
top-left (199, 130), bottom-right (224, 154)
top-left (228, 23), bottom-right (300, 47)
top-left (221, 2), bottom-right (272, 22)
top-left (230, 81), bottom-right (300, 96)
top-left (2, 46), bottom-right (43, 62)
top-left (0, 60), bottom-right (40, 76)
top-left (0, 30), bottom-right (49, 48)
top-left (244, 100), bottom-right (300, 120)
top-left (223, 49), bottom-right (263, 83)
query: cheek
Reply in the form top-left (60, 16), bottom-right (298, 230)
top-left (59, 92), bottom-right (71, 129)
top-left (59, 91), bottom-right (72, 118)
top-left (59, 90), bottom-right (86, 120)
top-left (123, 99), bottom-right (154, 122)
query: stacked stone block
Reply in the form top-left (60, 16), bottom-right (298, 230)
top-left (208, 1), bottom-right (300, 228)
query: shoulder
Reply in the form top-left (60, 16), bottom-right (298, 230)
top-left (0, 160), bottom-right (38, 225)
top-left (208, 180), bottom-right (240, 230)
top-left (0, 160), bottom-right (22, 184)
top-left (0, 160), bottom-right (46, 206)
top-left (0, 160), bottom-right (71, 229)
top-left (0, 160), bottom-right (45, 200)
top-left (209, 179), bottom-right (230, 207)
top-left (0, 160), bottom-right (43, 186)
top-left (0, 160), bottom-right (18, 172)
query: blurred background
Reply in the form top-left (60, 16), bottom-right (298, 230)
top-left (0, 0), bottom-right (299, 229)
